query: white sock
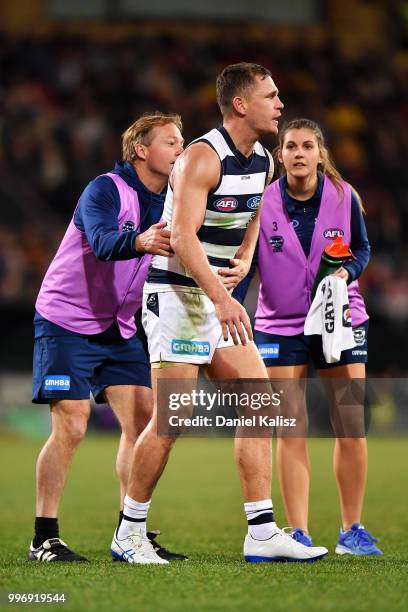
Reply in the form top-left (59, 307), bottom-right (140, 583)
top-left (117, 495), bottom-right (151, 539)
top-left (244, 499), bottom-right (278, 541)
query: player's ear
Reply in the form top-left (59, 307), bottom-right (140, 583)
top-left (232, 95), bottom-right (247, 117)
top-left (277, 149), bottom-right (283, 164)
top-left (134, 143), bottom-right (148, 161)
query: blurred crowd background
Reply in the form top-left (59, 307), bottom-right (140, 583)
top-left (0, 0), bottom-right (407, 379)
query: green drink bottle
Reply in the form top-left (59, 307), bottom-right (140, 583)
top-left (312, 236), bottom-right (354, 299)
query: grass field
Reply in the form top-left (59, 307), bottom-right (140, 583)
top-left (1, 434), bottom-right (407, 611)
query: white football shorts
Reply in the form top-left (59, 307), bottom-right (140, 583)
top-left (142, 290), bottom-right (249, 365)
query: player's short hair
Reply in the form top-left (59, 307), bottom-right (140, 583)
top-left (122, 112), bottom-right (182, 162)
top-left (216, 63), bottom-right (272, 115)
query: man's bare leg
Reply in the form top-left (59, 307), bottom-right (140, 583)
top-left (36, 399), bottom-right (91, 518)
top-left (31, 399), bottom-right (91, 559)
top-left (104, 385), bottom-right (152, 506)
top-left (126, 364), bottom-right (199, 503)
top-left (207, 343), bottom-right (272, 502)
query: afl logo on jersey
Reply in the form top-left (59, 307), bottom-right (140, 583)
top-left (323, 228), bottom-right (344, 239)
top-left (246, 196), bottom-right (261, 210)
top-left (214, 198), bottom-right (238, 212)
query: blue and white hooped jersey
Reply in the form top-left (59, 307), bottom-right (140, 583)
top-left (146, 126), bottom-right (272, 292)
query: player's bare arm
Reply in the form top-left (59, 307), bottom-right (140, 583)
top-left (170, 143), bottom-right (252, 345)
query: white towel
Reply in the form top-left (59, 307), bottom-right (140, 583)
top-left (304, 276), bottom-right (355, 364)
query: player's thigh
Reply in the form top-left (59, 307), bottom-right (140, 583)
top-left (104, 384), bottom-right (153, 436)
top-left (149, 362), bottom-right (199, 438)
top-left (317, 363), bottom-right (365, 379)
top-left (206, 342), bottom-right (267, 380)
top-left (266, 364), bottom-right (308, 379)
top-left (258, 332), bottom-right (310, 434)
top-left (317, 363), bottom-right (366, 437)
top-left (50, 398), bottom-right (91, 440)
top-left (266, 365), bottom-right (309, 435)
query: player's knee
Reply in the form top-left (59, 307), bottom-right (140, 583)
top-left (63, 417), bottom-right (88, 445)
top-left (52, 405), bottom-right (90, 446)
top-left (120, 421), bottom-right (140, 445)
top-left (278, 437), bottom-right (307, 450)
top-left (120, 406), bottom-right (152, 443)
top-left (134, 403), bottom-right (152, 436)
top-left (336, 437), bottom-right (367, 452)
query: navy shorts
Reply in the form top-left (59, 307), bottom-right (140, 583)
top-left (32, 324), bottom-right (151, 404)
top-left (255, 321), bottom-right (369, 369)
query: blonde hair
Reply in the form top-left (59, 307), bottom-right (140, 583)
top-left (274, 118), bottom-right (365, 212)
top-left (122, 112), bottom-right (182, 162)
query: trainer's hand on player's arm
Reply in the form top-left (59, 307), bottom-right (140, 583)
top-left (218, 258), bottom-right (250, 290)
top-left (331, 267), bottom-right (349, 282)
top-left (214, 294), bottom-right (253, 346)
top-left (135, 221), bottom-right (173, 257)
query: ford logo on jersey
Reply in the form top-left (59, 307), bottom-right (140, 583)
top-left (324, 228), bottom-right (344, 239)
top-left (246, 196), bottom-right (261, 210)
top-left (171, 339), bottom-right (210, 356)
top-left (214, 198), bottom-right (238, 212)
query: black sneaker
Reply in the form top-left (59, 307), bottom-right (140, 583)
top-left (147, 531), bottom-right (188, 561)
top-left (28, 538), bottom-right (89, 562)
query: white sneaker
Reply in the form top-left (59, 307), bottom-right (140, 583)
top-left (244, 528), bottom-right (328, 563)
top-left (111, 529), bottom-right (169, 564)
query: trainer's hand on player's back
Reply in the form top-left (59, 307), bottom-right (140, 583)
top-left (135, 221), bottom-right (173, 257)
top-left (214, 295), bottom-right (253, 346)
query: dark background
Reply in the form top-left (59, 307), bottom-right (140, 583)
top-left (0, 0), bottom-right (407, 376)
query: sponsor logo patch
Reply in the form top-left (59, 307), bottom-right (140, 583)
top-left (43, 375), bottom-right (71, 391)
top-left (246, 195), bottom-right (261, 210)
top-left (324, 283), bottom-right (334, 333)
top-left (258, 344), bottom-right (279, 358)
top-left (171, 339), bottom-right (210, 356)
top-left (122, 220), bottom-right (135, 232)
top-left (214, 198), bottom-right (238, 212)
top-left (323, 228), bottom-right (344, 239)
top-left (269, 235), bottom-right (284, 253)
top-left (353, 327), bottom-right (366, 346)
top-left (291, 219), bottom-right (300, 229)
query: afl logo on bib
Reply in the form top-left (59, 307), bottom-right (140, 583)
top-left (214, 198), bottom-right (238, 212)
top-left (324, 228), bottom-right (344, 239)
